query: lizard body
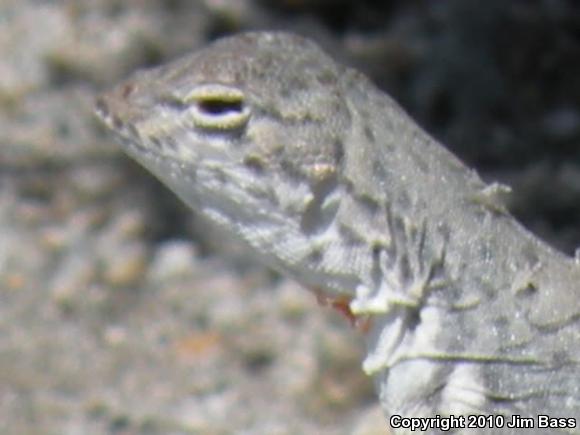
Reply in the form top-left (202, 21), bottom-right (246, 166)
top-left (96, 32), bottom-right (580, 434)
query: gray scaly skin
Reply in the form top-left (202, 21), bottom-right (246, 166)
top-left (96, 32), bottom-right (580, 433)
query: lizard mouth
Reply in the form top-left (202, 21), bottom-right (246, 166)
top-left (95, 96), bottom-right (168, 159)
top-left (95, 97), bottom-right (139, 144)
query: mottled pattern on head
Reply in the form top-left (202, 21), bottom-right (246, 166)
top-left (96, 33), bottom-right (351, 186)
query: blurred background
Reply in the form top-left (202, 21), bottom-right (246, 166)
top-left (1, 1), bottom-right (579, 434)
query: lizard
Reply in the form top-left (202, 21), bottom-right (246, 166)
top-left (95, 32), bottom-right (580, 434)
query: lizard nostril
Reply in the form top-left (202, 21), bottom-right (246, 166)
top-left (121, 82), bottom-right (136, 99)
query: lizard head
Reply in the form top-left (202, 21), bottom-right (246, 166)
top-left (96, 32), bottom-right (358, 292)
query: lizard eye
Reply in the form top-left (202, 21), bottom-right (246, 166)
top-left (185, 84), bottom-right (250, 132)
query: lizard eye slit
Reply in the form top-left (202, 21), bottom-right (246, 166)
top-left (184, 84), bottom-right (250, 132)
top-left (197, 99), bottom-right (244, 116)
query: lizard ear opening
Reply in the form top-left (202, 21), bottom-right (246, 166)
top-left (185, 84), bottom-right (250, 131)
